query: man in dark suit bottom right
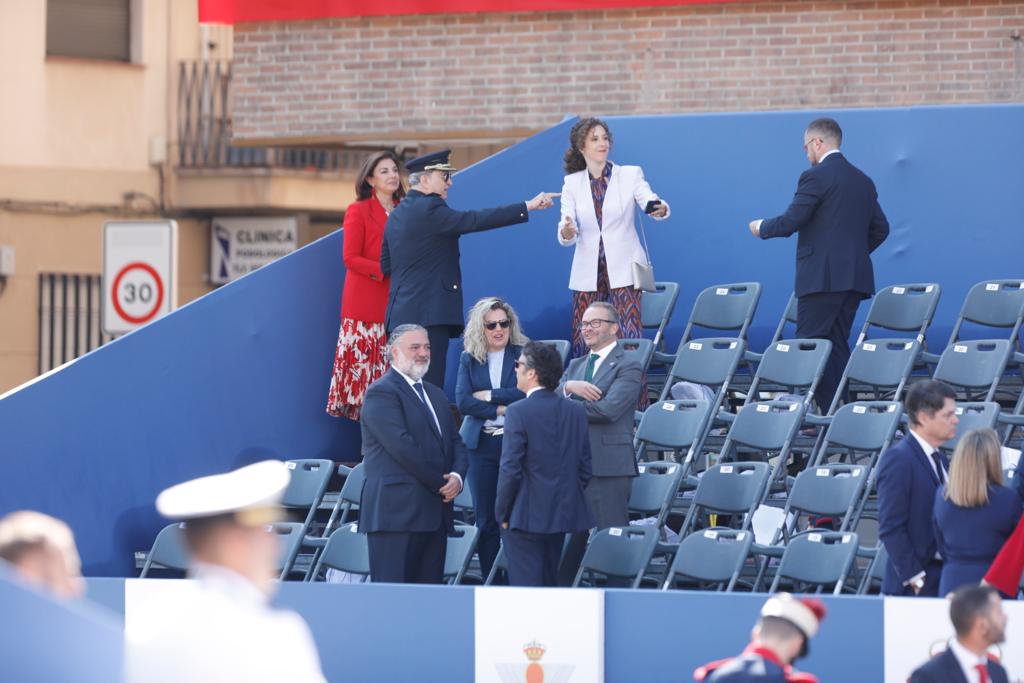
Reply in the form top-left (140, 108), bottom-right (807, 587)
top-left (749, 117), bottom-right (890, 413)
top-left (910, 584), bottom-right (1010, 683)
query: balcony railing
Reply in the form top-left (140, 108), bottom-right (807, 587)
top-left (177, 60), bottom-right (363, 171)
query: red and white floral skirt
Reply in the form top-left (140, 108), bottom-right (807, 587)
top-left (326, 318), bottom-right (388, 421)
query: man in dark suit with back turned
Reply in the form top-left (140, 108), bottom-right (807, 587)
top-left (749, 118), bottom-right (889, 413)
top-left (910, 585), bottom-right (1010, 683)
top-left (877, 380), bottom-right (958, 596)
top-left (495, 341), bottom-right (594, 587)
top-left (381, 149), bottom-right (556, 388)
top-left (358, 323), bottom-right (469, 583)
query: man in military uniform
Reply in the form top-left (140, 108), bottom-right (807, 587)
top-left (381, 149), bottom-right (556, 387)
top-left (126, 460), bottom-right (326, 683)
top-left (694, 593), bottom-right (826, 683)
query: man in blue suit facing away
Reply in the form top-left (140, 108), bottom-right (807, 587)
top-left (910, 585), bottom-right (1010, 683)
top-left (495, 341), bottom-right (594, 587)
top-left (877, 380), bottom-right (959, 596)
top-left (749, 118), bottom-right (889, 413)
top-left (359, 323), bottom-right (469, 584)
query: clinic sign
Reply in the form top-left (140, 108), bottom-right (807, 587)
top-left (210, 217), bottom-right (298, 285)
top-left (102, 221), bottom-right (178, 335)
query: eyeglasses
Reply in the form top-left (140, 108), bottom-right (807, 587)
top-left (579, 319), bottom-right (615, 330)
top-left (440, 172), bottom-right (452, 182)
top-left (484, 319), bottom-right (510, 330)
top-left (514, 360), bottom-right (530, 370)
top-left (802, 137), bottom-right (821, 151)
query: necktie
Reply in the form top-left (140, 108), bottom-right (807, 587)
top-left (413, 382), bottom-right (441, 434)
top-left (929, 450), bottom-right (946, 485)
top-left (584, 353), bottom-right (600, 382)
top-left (976, 663), bottom-right (988, 683)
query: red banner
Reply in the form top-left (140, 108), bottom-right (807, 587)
top-left (199, 0), bottom-right (749, 22)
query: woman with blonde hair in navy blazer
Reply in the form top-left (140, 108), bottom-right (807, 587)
top-left (933, 428), bottom-right (1022, 596)
top-left (455, 297), bottom-right (529, 578)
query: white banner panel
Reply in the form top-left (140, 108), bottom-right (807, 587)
top-left (884, 596), bottom-right (1024, 683)
top-left (475, 587), bottom-right (603, 683)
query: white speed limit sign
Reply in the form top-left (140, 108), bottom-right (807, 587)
top-left (102, 221), bottom-right (177, 335)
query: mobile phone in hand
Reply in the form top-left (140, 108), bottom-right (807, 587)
top-left (644, 200), bottom-right (662, 214)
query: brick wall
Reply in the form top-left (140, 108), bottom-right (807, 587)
top-left (231, 0), bottom-right (1024, 144)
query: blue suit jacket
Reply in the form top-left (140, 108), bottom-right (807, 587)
top-left (759, 152), bottom-right (889, 298)
top-left (358, 369), bottom-right (469, 534)
top-left (495, 390), bottom-right (594, 534)
top-left (909, 648), bottom-right (1009, 683)
top-left (455, 345), bottom-right (526, 451)
top-left (934, 484), bottom-right (1023, 596)
top-left (381, 189), bottom-right (529, 332)
top-left (877, 434), bottom-right (948, 594)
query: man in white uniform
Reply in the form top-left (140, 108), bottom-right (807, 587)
top-left (125, 460), bottom-right (326, 683)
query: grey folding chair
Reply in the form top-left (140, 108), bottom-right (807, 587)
top-left (280, 458), bottom-right (334, 576)
top-left (941, 402), bottom-right (1001, 454)
top-left (322, 463), bottom-right (364, 531)
top-left (742, 294), bottom-right (797, 381)
top-left (634, 399), bottom-right (710, 471)
top-left (273, 522), bottom-right (307, 580)
top-left (828, 339), bottom-right (919, 414)
top-left (484, 545), bottom-right (509, 586)
top-left (139, 522), bottom-right (191, 577)
top-left (932, 340), bottom-right (1011, 403)
top-left (717, 399), bottom-right (805, 488)
top-left (768, 530), bottom-right (859, 595)
top-left (657, 337), bottom-right (745, 405)
top-left (572, 526), bottom-right (660, 589)
top-left (629, 461), bottom-right (686, 528)
top-left (662, 527), bottom-right (753, 592)
top-left (857, 543), bottom-right (888, 595)
top-left (810, 401), bottom-right (903, 525)
top-left (744, 339), bottom-right (832, 411)
top-left (675, 461), bottom-right (771, 539)
top-left (772, 464), bottom-right (869, 543)
top-left (854, 283), bottom-right (941, 347)
top-left (307, 523), bottom-right (369, 583)
top-left (651, 282), bottom-right (761, 375)
top-left (642, 281), bottom-right (680, 352)
top-left (537, 339), bottom-right (571, 367)
top-left (443, 522), bottom-right (479, 585)
top-left (617, 337), bottom-right (654, 372)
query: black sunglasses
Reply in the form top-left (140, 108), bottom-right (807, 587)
top-left (484, 319), bottom-right (511, 330)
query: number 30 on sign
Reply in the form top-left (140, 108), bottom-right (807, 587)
top-left (102, 221), bottom-right (177, 335)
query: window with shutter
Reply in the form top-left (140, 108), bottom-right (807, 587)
top-left (46, 0), bottom-right (131, 62)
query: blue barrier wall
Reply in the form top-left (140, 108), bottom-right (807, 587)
top-left (81, 579), bottom-right (885, 683)
top-left (1, 104), bottom-right (1021, 576)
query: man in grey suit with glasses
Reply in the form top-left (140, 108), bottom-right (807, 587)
top-left (559, 301), bottom-right (643, 529)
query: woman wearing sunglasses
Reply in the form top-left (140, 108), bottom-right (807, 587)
top-left (455, 297), bottom-right (530, 579)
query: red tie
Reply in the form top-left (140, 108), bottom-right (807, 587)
top-left (976, 663), bottom-right (988, 683)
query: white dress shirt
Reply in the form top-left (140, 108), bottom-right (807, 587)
top-left (947, 638), bottom-right (990, 683)
top-left (909, 429), bottom-right (947, 483)
top-left (483, 350), bottom-right (505, 428)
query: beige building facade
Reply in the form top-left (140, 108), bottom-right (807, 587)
top-left (0, 1), bottom-right (368, 394)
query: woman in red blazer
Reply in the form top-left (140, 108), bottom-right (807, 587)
top-left (326, 151), bottom-right (405, 420)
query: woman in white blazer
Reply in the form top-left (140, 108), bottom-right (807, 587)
top-left (557, 117), bottom-right (670, 358)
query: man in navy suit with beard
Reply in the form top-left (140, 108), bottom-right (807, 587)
top-left (495, 341), bottom-right (594, 587)
top-left (877, 380), bottom-right (959, 596)
top-left (749, 118), bottom-right (889, 413)
top-left (358, 323), bottom-right (469, 584)
top-left (910, 585), bottom-right (1010, 683)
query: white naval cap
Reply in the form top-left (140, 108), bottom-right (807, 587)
top-left (156, 460), bottom-right (290, 526)
top-left (760, 593), bottom-right (827, 639)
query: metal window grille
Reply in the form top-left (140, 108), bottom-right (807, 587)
top-left (38, 273), bottom-right (114, 374)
